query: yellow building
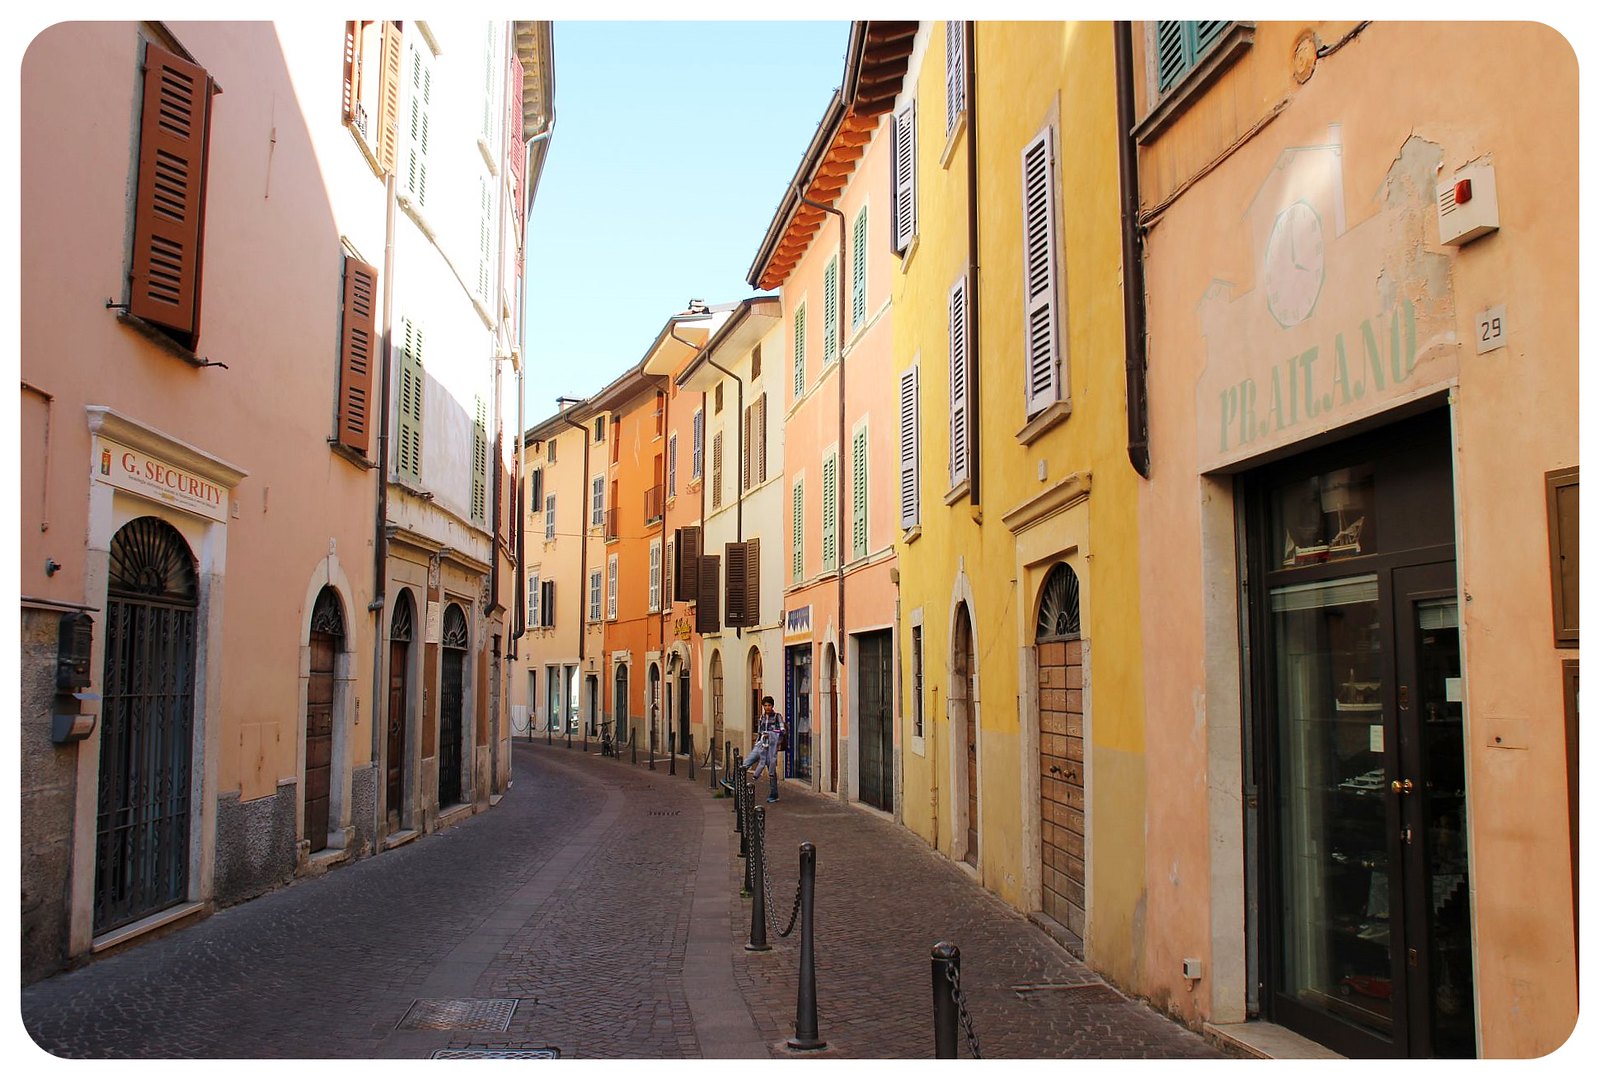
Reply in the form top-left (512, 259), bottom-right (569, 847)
top-left (887, 20), bottom-right (1147, 989)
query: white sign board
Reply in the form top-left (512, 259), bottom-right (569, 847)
top-left (92, 437), bottom-right (229, 522)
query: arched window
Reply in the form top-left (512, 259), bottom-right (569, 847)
top-left (1036, 562), bottom-right (1081, 641)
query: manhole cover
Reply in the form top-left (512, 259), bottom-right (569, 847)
top-left (397, 998), bottom-right (519, 1031)
top-left (1012, 983), bottom-right (1128, 1005)
top-left (432, 1048), bottom-right (560, 1059)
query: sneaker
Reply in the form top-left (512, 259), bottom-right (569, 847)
top-left (767, 795), bottom-right (778, 803)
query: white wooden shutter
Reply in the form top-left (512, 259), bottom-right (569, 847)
top-left (529, 573), bottom-right (540, 627)
top-left (592, 474), bottom-right (604, 526)
top-left (1022, 125), bottom-right (1061, 417)
top-left (893, 101), bottom-right (917, 252)
top-left (899, 366), bottom-right (920, 528)
top-left (949, 278), bottom-right (969, 488)
top-left (945, 21), bottom-right (965, 137)
top-left (589, 569), bottom-right (602, 621)
top-left (649, 540), bottom-right (662, 612)
top-left (607, 554), bottom-right (618, 620)
top-left (544, 493), bottom-right (556, 540)
top-left (668, 433), bottom-right (678, 496)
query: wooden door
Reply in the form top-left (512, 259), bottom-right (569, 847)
top-left (387, 639), bottom-right (408, 826)
top-left (305, 632), bottom-right (335, 849)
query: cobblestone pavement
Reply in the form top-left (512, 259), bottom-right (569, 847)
top-left (19, 740), bottom-right (1224, 1060)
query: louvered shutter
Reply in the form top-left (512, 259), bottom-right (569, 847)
top-left (692, 410), bottom-right (704, 478)
top-left (1155, 21), bottom-right (1188, 90)
top-left (757, 395), bottom-right (769, 484)
top-left (696, 554), bottom-right (721, 634)
top-left (852, 428), bottom-right (868, 560)
top-left (129, 41), bottom-right (214, 344)
top-left (741, 404), bottom-right (752, 491)
top-left (336, 256), bottom-right (378, 453)
top-left (342, 23), bottom-right (358, 123)
top-left (823, 258), bottom-right (838, 364)
top-left (667, 433), bottom-right (678, 496)
top-left (712, 431), bottom-right (723, 509)
top-left (649, 541), bottom-right (662, 612)
top-left (472, 397), bottom-right (488, 523)
top-left (1022, 126), bottom-right (1061, 417)
top-left (589, 570), bottom-right (602, 622)
top-left (949, 280), bottom-right (969, 487)
top-left (404, 41), bottom-right (431, 205)
top-left (1195, 20), bottom-right (1229, 54)
top-left (592, 474), bottom-right (604, 526)
top-left (397, 318), bottom-right (425, 481)
top-left (893, 102), bottom-right (917, 252)
top-left (792, 480), bottom-right (804, 582)
top-left (899, 367), bottom-right (920, 528)
top-left (945, 21), bottom-right (965, 136)
top-left (851, 208), bottom-right (868, 328)
top-left (506, 50), bottom-right (525, 236)
top-left (664, 539), bottom-right (674, 609)
top-left (377, 22), bottom-right (404, 173)
top-left (724, 542), bottom-right (748, 629)
top-left (545, 493), bottom-right (556, 540)
top-left (477, 177), bottom-right (492, 301)
top-left (607, 555), bottom-right (618, 620)
top-left (530, 467), bottom-right (543, 513)
top-left (743, 538), bottom-right (760, 627)
top-left (793, 304), bottom-right (807, 399)
top-left (675, 525), bottom-right (701, 603)
top-left (821, 454), bottom-right (837, 572)
top-left (529, 573), bottom-right (540, 627)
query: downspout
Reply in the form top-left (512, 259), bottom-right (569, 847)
top-left (963, 19), bottom-right (982, 505)
top-left (671, 325), bottom-right (742, 640)
top-left (796, 188), bottom-right (848, 681)
top-left (558, 406), bottom-right (590, 723)
top-left (370, 168), bottom-right (398, 839)
top-left (1114, 21), bottom-right (1151, 478)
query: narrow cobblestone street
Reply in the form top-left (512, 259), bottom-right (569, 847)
top-left (21, 739), bottom-right (1224, 1060)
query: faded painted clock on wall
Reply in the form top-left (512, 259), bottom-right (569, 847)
top-left (1263, 200), bottom-right (1326, 328)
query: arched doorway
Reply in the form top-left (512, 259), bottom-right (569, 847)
top-left (438, 603), bottom-right (468, 808)
top-left (387, 590), bottom-right (414, 830)
top-left (748, 646), bottom-right (764, 753)
top-left (677, 663), bottom-right (690, 756)
top-left (825, 644), bottom-right (839, 794)
top-left (95, 516), bottom-right (198, 933)
top-left (647, 662), bottom-right (661, 753)
top-left (953, 602), bottom-right (977, 867)
top-left (305, 586), bottom-right (345, 851)
top-left (710, 649), bottom-right (725, 763)
top-left (614, 663), bottom-right (630, 745)
top-left (1036, 563), bottom-right (1084, 935)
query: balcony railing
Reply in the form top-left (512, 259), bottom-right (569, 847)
top-left (644, 484), bottom-right (664, 525)
top-left (605, 507), bottom-right (619, 541)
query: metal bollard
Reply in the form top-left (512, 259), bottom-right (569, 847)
top-left (583, 724), bottom-right (589, 754)
top-left (745, 806), bottom-right (771, 951)
top-left (787, 842), bottom-right (826, 1051)
top-left (546, 720), bottom-right (552, 746)
top-left (631, 725), bottom-right (637, 765)
top-left (931, 941), bottom-right (960, 1058)
top-left (649, 725), bottom-right (657, 770)
top-left (669, 730), bottom-right (676, 776)
top-left (566, 721), bottom-right (571, 750)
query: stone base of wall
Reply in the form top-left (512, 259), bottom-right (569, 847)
top-left (349, 763), bottom-right (377, 858)
top-left (213, 780), bottom-right (298, 907)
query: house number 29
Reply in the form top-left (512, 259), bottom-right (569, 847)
top-left (1476, 305), bottom-right (1507, 354)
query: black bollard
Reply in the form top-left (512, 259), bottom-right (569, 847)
top-left (787, 842), bottom-right (826, 1051)
top-left (566, 720), bottom-right (571, 750)
top-left (631, 725), bottom-right (637, 765)
top-left (687, 733), bottom-right (695, 781)
top-left (649, 724), bottom-right (656, 770)
top-left (746, 806), bottom-right (771, 951)
top-left (931, 941), bottom-right (960, 1058)
top-left (669, 730), bottom-right (676, 776)
top-left (583, 724), bottom-right (588, 754)
top-left (546, 718), bottom-right (552, 746)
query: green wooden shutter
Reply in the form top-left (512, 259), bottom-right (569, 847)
top-left (823, 258), bottom-right (838, 364)
top-left (792, 479), bottom-right (804, 582)
top-left (472, 396), bottom-right (488, 523)
top-left (397, 317), bottom-right (424, 481)
top-left (851, 207), bottom-right (868, 328)
top-left (1155, 21), bottom-right (1189, 90)
top-left (793, 303), bottom-right (807, 399)
top-left (852, 427), bottom-right (868, 560)
top-left (821, 454), bottom-right (838, 572)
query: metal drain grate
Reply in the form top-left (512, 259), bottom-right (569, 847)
top-left (647, 809), bottom-right (681, 816)
top-left (397, 998), bottom-right (520, 1031)
top-left (432, 1048), bottom-right (560, 1059)
top-left (1012, 983), bottom-right (1128, 1005)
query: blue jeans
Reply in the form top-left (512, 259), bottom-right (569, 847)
top-left (743, 739), bottom-right (779, 798)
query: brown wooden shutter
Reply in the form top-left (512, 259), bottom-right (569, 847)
top-left (675, 525), bottom-right (701, 603)
top-left (742, 537), bottom-right (760, 627)
top-left (724, 542), bottom-right (748, 629)
top-left (129, 40), bottom-right (214, 344)
top-left (741, 403), bottom-right (753, 491)
top-left (336, 256), bottom-right (378, 453)
top-left (342, 23), bottom-right (358, 122)
top-left (696, 554), bottom-right (720, 634)
top-left (376, 21), bottom-right (404, 174)
top-left (757, 394), bottom-right (769, 483)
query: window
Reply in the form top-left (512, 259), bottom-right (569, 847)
top-left (343, 21), bottom-right (403, 174)
top-left (607, 554), bottom-right (619, 620)
top-left (712, 431), bottom-right (724, 510)
top-left (589, 568), bottom-right (602, 622)
top-left (792, 478), bottom-right (805, 583)
top-left (1156, 21), bottom-right (1231, 91)
top-left (822, 453), bottom-right (838, 572)
top-left (528, 573), bottom-right (541, 627)
top-left (945, 21), bottom-right (966, 137)
top-left (591, 474), bottom-right (604, 527)
top-left (742, 393), bottom-right (769, 492)
top-left (823, 257), bottom-right (839, 365)
top-left (472, 396), bottom-right (488, 524)
top-left (547, 437), bottom-right (557, 464)
top-left (714, 382), bottom-right (724, 414)
top-left (899, 366), bottom-right (921, 528)
top-left (594, 414), bottom-right (607, 442)
top-left (1022, 125), bottom-right (1063, 418)
top-left (649, 539), bottom-right (662, 612)
top-left (540, 579), bottom-right (555, 628)
top-left (724, 538), bottom-right (761, 629)
top-left (793, 302), bottom-right (807, 399)
top-left (674, 525), bottom-right (701, 604)
top-left (664, 539), bottom-right (674, 609)
top-left (912, 623), bottom-right (924, 738)
top-left (851, 206), bottom-right (868, 329)
top-left (1547, 467), bottom-right (1579, 646)
top-left (752, 343), bottom-right (763, 379)
top-left (610, 422), bottom-right (621, 464)
top-left (128, 40), bottom-right (217, 351)
top-left (335, 255), bottom-right (378, 455)
top-left (949, 278), bottom-right (970, 489)
top-left (654, 391), bottom-right (666, 437)
top-left (544, 493), bottom-right (556, 540)
top-left (476, 175), bottom-right (492, 303)
top-left (692, 409), bottom-right (704, 479)
top-left (891, 101), bottom-right (917, 253)
top-left (397, 317), bottom-right (425, 482)
top-left (402, 37), bottom-right (433, 207)
top-left (668, 433), bottom-right (678, 497)
top-left (852, 425), bottom-right (869, 561)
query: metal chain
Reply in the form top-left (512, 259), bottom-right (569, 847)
top-left (944, 961), bottom-right (983, 1058)
top-left (757, 824), bottom-right (803, 938)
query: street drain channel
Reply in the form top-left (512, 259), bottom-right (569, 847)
top-left (397, 998), bottom-right (519, 1031)
top-left (432, 1048), bottom-right (560, 1059)
top-left (1011, 983), bottom-right (1128, 1005)
top-left (647, 809), bottom-right (681, 816)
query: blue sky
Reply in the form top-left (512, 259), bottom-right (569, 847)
top-left (521, 21), bottom-right (851, 425)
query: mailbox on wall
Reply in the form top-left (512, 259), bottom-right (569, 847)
top-left (52, 612), bottom-right (99, 744)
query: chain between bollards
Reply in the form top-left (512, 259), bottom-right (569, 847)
top-left (931, 942), bottom-right (982, 1059)
top-left (758, 809), bottom-right (803, 939)
top-left (786, 841), bottom-right (826, 1051)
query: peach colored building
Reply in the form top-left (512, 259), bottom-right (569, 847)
top-left (749, 49), bottom-right (902, 807)
top-left (18, 19), bottom-right (549, 982)
top-left (1127, 20), bottom-right (1577, 1058)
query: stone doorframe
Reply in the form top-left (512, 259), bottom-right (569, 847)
top-left (945, 563), bottom-right (981, 872)
top-left (295, 562), bottom-right (360, 862)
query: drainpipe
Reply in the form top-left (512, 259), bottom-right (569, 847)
top-left (671, 325), bottom-right (743, 640)
top-left (963, 19), bottom-right (983, 505)
top-left (369, 168), bottom-right (398, 842)
top-left (795, 187), bottom-right (848, 687)
top-left (556, 400), bottom-right (591, 727)
top-left (1114, 21), bottom-right (1151, 479)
